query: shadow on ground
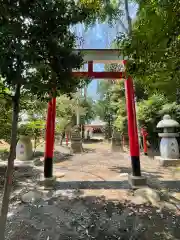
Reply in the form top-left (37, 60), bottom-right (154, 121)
top-left (6, 191), bottom-right (180, 240)
top-left (0, 165), bottom-right (40, 193)
top-left (147, 148), bottom-right (160, 159)
top-left (83, 139), bottom-right (103, 144)
top-left (33, 151), bottom-right (44, 158)
top-left (33, 150), bottom-right (73, 164)
top-left (109, 166), bottom-right (163, 178)
top-left (55, 180), bottom-right (130, 190)
top-left (53, 151), bottom-right (73, 163)
top-left (83, 148), bottom-right (96, 153)
top-left (55, 180), bottom-right (180, 193)
top-left (109, 166), bottom-right (180, 192)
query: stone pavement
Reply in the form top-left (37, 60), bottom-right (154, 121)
top-left (52, 142), bottom-right (180, 201)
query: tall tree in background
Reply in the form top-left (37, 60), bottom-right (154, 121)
top-left (120, 0), bottom-right (180, 100)
top-left (18, 95), bottom-right (48, 151)
top-left (0, 81), bottom-right (12, 143)
top-left (94, 80), bottom-right (114, 139)
top-left (114, 0), bottom-right (180, 146)
top-left (79, 0), bottom-right (122, 25)
top-left (0, 1), bottom-right (98, 238)
top-left (56, 94), bottom-right (94, 142)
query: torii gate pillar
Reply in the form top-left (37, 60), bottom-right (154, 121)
top-left (125, 76), bottom-right (146, 187)
top-left (44, 97), bottom-right (56, 178)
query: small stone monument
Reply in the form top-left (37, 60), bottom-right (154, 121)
top-left (13, 135), bottom-right (34, 177)
top-left (16, 135), bottom-right (33, 161)
top-left (155, 114), bottom-right (180, 166)
top-left (71, 125), bottom-right (83, 153)
top-left (111, 128), bottom-right (123, 152)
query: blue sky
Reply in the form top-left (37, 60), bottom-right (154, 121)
top-left (75, 4), bottom-right (138, 99)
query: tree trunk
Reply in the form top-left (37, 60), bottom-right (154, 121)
top-left (0, 83), bottom-right (21, 240)
top-left (81, 124), bottom-right (85, 139)
top-left (176, 88), bottom-right (180, 104)
top-left (33, 134), bottom-right (37, 155)
top-left (60, 130), bottom-right (65, 146)
top-left (108, 115), bottom-right (111, 142)
top-left (124, 0), bottom-right (132, 34)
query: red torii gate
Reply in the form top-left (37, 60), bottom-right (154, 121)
top-left (44, 49), bottom-right (141, 182)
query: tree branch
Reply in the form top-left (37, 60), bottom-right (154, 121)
top-left (0, 92), bottom-right (13, 100)
top-left (118, 18), bottom-right (129, 34)
top-left (124, 0), bottom-right (132, 34)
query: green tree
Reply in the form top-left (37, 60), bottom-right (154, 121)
top-left (19, 119), bottom-right (45, 151)
top-left (0, 1), bottom-right (98, 237)
top-left (19, 95), bottom-right (47, 120)
top-left (111, 0), bottom-right (180, 147)
top-left (119, 0), bottom-right (180, 100)
top-left (137, 93), bottom-right (168, 148)
top-left (110, 81), bottom-right (127, 133)
top-left (0, 81), bottom-right (12, 143)
top-left (56, 94), bottom-right (87, 128)
top-left (79, 0), bottom-right (121, 25)
top-left (79, 96), bottom-right (95, 123)
top-left (18, 95), bottom-right (47, 151)
top-left (56, 94), bottom-right (94, 142)
top-left (94, 80), bottom-right (114, 139)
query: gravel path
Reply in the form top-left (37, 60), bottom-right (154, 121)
top-left (2, 142), bottom-right (180, 239)
top-left (5, 189), bottom-right (180, 240)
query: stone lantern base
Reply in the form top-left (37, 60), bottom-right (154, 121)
top-left (155, 156), bottom-right (180, 167)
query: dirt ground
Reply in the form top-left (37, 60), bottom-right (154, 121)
top-left (2, 141), bottom-right (180, 239)
top-left (0, 140), bottom-right (9, 150)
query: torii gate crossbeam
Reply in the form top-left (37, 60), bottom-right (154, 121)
top-left (44, 49), bottom-right (142, 183)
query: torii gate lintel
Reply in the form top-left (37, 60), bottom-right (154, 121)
top-left (73, 49), bottom-right (125, 79)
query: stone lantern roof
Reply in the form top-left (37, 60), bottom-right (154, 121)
top-left (157, 114), bottom-right (180, 129)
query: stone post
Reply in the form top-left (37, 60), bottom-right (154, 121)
top-left (111, 128), bottom-right (123, 152)
top-left (16, 135), bottom-right (33, 161)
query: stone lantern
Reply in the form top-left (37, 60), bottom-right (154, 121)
top-left (70, 125), bottom-right (83, 153)
top-left (156, 114), bottom-right (180, 166)
top-left (111, 128), bottom-right (123, 152)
